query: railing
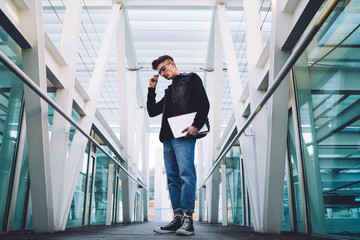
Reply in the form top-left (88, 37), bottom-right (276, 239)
top-left (198, 0), bottom-right (341, 189)
top-left (0, 50), bottom-right (151, 194)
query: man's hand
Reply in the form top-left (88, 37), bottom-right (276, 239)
top-left (149, 74), bottom-right (159, 88)
top-left (182, 126), bottom-right (199, 138)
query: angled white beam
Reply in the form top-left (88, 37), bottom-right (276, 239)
top-left (261, 0), bottom-right (291, 234)
top-left (59, 3), bottom-right (122, 229)
top-left (215, 3), bottom-right (244, 128)
top-left (241, 0), bottom-right (265, 232)
top-left (49, 0), bottom-right (83, 230)
top-left (6, 113), bottom-right (27, 231)
top-left (20, 0), bottom-right (54, 233)
top-left (123, 9), bottom-right (145, 107)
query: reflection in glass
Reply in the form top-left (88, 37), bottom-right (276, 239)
top-left (282, 165), bottom-right (290, 231)
top-left (293, 0), bottom-right (360, 238)
top-left (0, 25), bottom-right (24, 231)
top-left (66, 143), bottom-right (89, 226)
top-left (12, 137), bottom-right (30, 230)
top-left (115, 168), bottom-right (122, 223)
top-left (91, 150), bottom-right (112, 224)
top-left (287, 112), bottom-right (304, 232)
top-left (225, 145), bottom-right (243, 225)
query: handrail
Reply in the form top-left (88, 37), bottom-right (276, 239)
top-left (198, 0), bottom-right (341, 189)
top-left (0, 50), bottom-right (151, 194)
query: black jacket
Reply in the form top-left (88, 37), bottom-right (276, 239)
top-left (147, 72), bottom-right (210, 142)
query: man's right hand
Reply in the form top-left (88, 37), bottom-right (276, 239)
top-left (149, 74), bottom-right (159, 88)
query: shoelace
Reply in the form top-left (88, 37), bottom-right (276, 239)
top-left (164, 215), bottom-right (181, 228)
top-left (181, 216), bottom-right (192, 229)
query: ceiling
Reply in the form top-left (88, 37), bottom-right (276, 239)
top-left (42, 0), bottom-right (272, 134)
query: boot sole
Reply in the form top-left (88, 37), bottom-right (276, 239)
top-left (153, 228), bottom-right (177, 234)
top-left (176, 229), bottom-right (195, 236)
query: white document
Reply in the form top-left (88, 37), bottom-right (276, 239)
top-left (167, 112), bottom-right (208, 138)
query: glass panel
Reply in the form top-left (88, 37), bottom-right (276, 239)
top-left (12, 137), bottom-right (30, 230)
top-left (91, 150), bottom-right (112, 225)
top-left (0, 25), bottom-right (24, 231)
top-left (282, 165), bottom-right (290, 231)
top-left (288, 111), bottom-right (304, 232)
top-left (133, 191), bottom-right (140, 222)
top-left (218, 168), bottom-right (222, 223)
top-left (85, 155), bottom-right (95, 225)
top-left (225, 145), bottom-right (243, 225)
top-left (293, 1), bottom-right (360, 238)
top-left (66, 142), bottom-right (89, 227)
top-left (204, 188), bottom-right (207, 222)
top-left (115, 168), bottom-right (122, 223)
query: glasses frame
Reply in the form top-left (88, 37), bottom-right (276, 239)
top-left (158, 62), bottom-right (171, 75)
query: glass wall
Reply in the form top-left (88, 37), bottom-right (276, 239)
top-left (288, 111), bottom-right (304, 233)
top-left (282, 164), bottom-right (290, 231)
top-left (0, 25), bottom-right (24, 231)
top-left (115, 168), bottom-right (123, 223)
top-left (225, 145), bottom-right (243, 225)
top-left (12, 136), bottom-right (30, 230)
top-left (293, 0), bottom-right (360, 238)
top-left (91, 149), bottom-right (114, 225)
top-left (66, 143), bottom-right (89, 227)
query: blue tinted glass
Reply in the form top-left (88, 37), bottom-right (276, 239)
top-left (293, 0), bottom-right (360, 238)
top-left (0, 25), bottom-right (24, 231)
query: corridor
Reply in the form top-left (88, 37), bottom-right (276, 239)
top-left (0, 222), bottom-right (337, 240)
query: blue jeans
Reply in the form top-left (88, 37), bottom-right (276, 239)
top-left (163, 138), bottom-right (196, 213)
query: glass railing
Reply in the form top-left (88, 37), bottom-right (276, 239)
top-left (0, 26), bottom-right (150, 231)
top-left (0, 25), bottom-right (25, 231)
top-left (293, 0), bottom-right (360, 238)
top-left (198, 0), bottom-right (347, 238)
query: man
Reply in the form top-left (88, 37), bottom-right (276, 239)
top-left (147, 55), bottom-right (210, 236)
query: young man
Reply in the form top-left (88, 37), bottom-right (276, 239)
top-left (147, 55), bottom-right (210, 236)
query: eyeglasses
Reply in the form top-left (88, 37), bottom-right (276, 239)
top-left (158, 62), bottom-right (171, 75)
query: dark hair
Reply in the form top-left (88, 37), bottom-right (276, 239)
top-left (152, 55), bottom-right (174, 70)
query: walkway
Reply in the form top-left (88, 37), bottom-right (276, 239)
top-left (0, 221), bottom-right (338, 240)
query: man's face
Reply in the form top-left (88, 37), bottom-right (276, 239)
top-left (156, 60), bottom-right (177, 80)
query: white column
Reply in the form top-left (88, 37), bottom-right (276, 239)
top-left (198, 187), bottom-right (204, 221)
top-left (141, 115), bottom-right (150, 221)
top-left (106, 164), bottom-right (115, 226)
top-left (59, 3), bottom-right (122, 229)
top-left (20, 0), bottom-right (54, 233)
top-left (242, 0), bottom-right (267, 232)
top-left (221, 163), bottom-right (228, 226)
top-left (117, 6), bottom-right (135, 223)
top-left (49, 0), bottom-right (83, 230)
top-left (261, 0), bottom-right (292, 234)
top-left (134, 108), bottom-right (145, 168)
top-left (204, 8), bottom-right (223, 223)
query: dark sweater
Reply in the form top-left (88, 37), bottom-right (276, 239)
top-left (147, 73), bottom-right (210, 142)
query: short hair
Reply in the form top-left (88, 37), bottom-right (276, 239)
top-left (152, 55), bottom-right (174, 70)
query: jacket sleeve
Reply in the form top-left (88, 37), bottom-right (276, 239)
top-left (147, 87), bottom-right (164, 117)
top-left (190, 73), bottom-right (210, 130)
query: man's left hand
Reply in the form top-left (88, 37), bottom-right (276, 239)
top-left (182, 126), bottom-right (199, 138)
